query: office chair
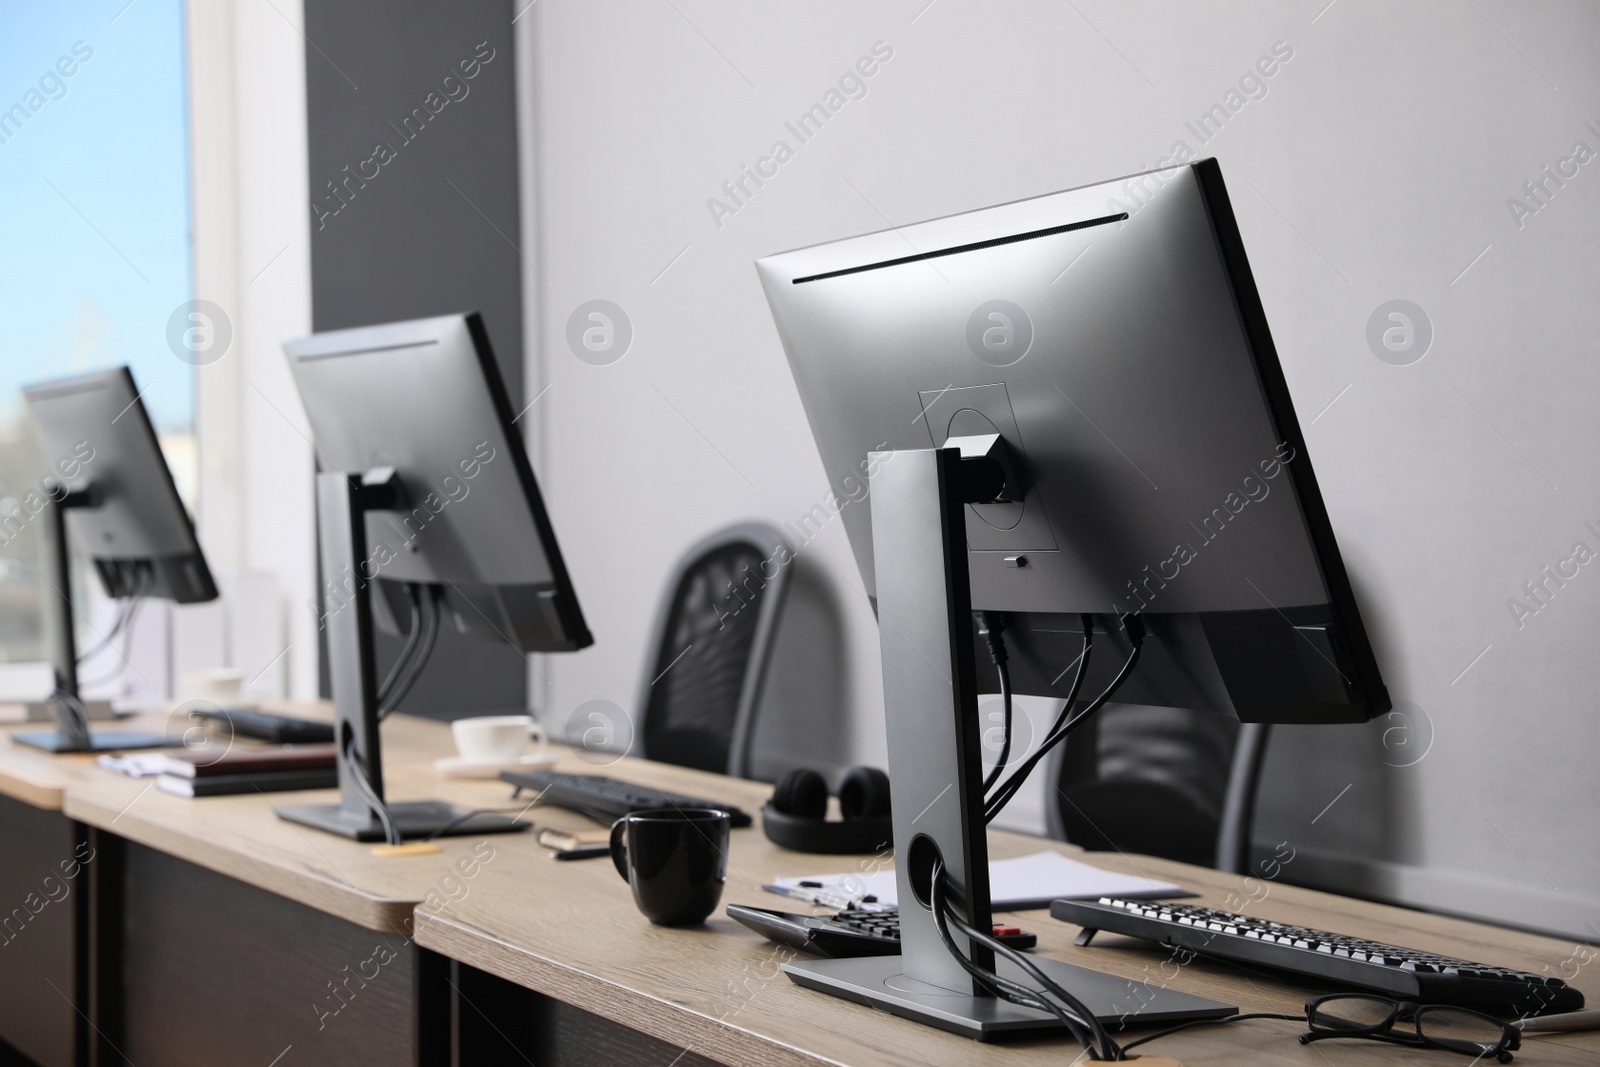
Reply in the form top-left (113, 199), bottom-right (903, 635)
top-left (635, 523), bottom-right (794, 778)
top-left (1044, 704), bottom-right (1272, 874)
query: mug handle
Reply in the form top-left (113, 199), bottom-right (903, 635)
top-left (528, 721), bottom-right (548, 755)
top-left (609, 818), bottom-right (631, 882)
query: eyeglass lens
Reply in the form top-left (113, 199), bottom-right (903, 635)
top-left (1415, 1006), bottom-right (1511, 1052)
top-left (1309, 995), bottom-right (1398, 1031)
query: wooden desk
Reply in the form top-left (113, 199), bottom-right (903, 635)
top-left (7, 709), bottom-right (1597, 1066)
top-left (413, 752), bottom-right (1600, 1066)
top-left (59, 709), bottom-right (525, 932)
top-left (50, 705), bottom-right (541, 1067)
top-left (0, 738), bottom-right (81, 810)
top-left (6, 705), bottom-right (549, 1067)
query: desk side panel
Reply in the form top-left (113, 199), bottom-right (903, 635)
top-left (120, 842), bottom-right (426, 1067)
top-left (454, 962), bottom-right (724, 1067)
top-left (0, 794), bottom-right (78, 1067)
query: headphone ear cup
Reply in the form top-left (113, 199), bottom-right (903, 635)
top-left (837, 766), bottom-right (891, 821)
top-left (771, 767), bottom-right (829, 819)
top-left (763, 767), bottom-right (891, 855)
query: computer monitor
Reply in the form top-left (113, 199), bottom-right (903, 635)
top-left (756, 158), bottom-right (1389, 1036)
top-left (277, 311), bottom-right (591, 841)
top-left (13, 366), bottom-right (217, 752)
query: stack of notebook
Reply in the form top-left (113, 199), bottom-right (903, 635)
top-left (153, 745), bottom-right (338, 798)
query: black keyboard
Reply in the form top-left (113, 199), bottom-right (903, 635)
top-left (501, 770), bottom-right (753, 828)
top-left (1053, 897), bottom-right (1583, 1016)
top-left (728, 904), bottom-right (1036, 958)
top-left (190, 708), bottom-right (335, 745)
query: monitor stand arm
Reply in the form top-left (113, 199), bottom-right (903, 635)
top-left (782, 447), bottom-right (1017, 1024)
top-left (277, 469), bottom-right (529, 842)
top-left (15, 485), bottom-right (170, 754)
top-left (42, 487), bottom-right (92, 749)
top-left (316, 469), bottom-right (395, 829)
top-left (780, 447), bottom-right (1234, 1039)
top-left (868, 446), bottom-right (1000, 990)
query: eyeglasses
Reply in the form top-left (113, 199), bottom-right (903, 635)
top-left (1301, 994), bottom-right (1520, 1062)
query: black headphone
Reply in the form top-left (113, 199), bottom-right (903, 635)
top-left (762, 766), bottom-right (893, 854)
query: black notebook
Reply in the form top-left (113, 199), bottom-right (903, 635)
top-left (156, 767), bottom-right (338, 798)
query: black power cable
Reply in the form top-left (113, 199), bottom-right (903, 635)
top-left (75, 599), bottom-right (147, 689)
top-left (979, 612), bottom-right (1013, 793)
top-left (1118, 1013), bottom-right (1302, 1055)
top-left (376, 582), bottom-right (424, 707)
top-left (930, 856), bottom-right (1120, 1059)
top-left (76, 599), bottom-right (133, 665)
top-left (380, 586), bottom-right (439, 719)
top-left (421, 805), bottom-right (532, 842)
top-left (76, 569), bottom-right (155, 685)
top-left (47, 689), bottom-right (93, 750)
top-left (985, 614), bottom-right (1144, 823)
top-left (340, 726), bottom-right (401, 845)
top-left (983, 615), bottom-right (1092, 813)
top-left (935, 612), bottom-right (1283, 1059)
top-left (1030, 613), bottom-right (1097, 758)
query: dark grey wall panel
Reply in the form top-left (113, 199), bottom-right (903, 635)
top-left (303, 0), bottom-right (528, 717)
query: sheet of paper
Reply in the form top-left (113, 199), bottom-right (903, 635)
top-left (768, 850), bottom-right (1191, 911)
top-left (95, 753), bottom-right (175, 778)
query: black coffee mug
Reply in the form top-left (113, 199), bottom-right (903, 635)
top-left (609, 807), bottom-right (730, 926)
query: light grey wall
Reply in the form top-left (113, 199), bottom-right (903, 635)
top-left (520, 1), bottom-right (1600, 939)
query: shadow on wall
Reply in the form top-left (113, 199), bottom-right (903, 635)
top-left (747, 553), bottom-right (850, 785)
top-left (1250, 548), bottom-right (1416, 891)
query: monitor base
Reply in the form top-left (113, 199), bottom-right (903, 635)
top-left (23, 700), bottom-right (117, 722)
top-left (11, 729), bottom-right (171, 753)
top-left (782, 954), bottom-right (1236, 1041)
top-left (276, 799), bottom-right (530, 842)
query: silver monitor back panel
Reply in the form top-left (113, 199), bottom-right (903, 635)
top-left (24, 367), bottom-right (215, 603)
top-left (284, 312), bottom-right (590, 653)
top-left (758, 160), bottom-right (1386, 723)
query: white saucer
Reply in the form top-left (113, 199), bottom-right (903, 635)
top-left (432, 751), bottom-right (558, 779)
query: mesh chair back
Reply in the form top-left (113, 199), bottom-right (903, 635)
top-left (1046, 704), bottom-right (1267, 870)
top-left (637, 524), bottom-right (791, 776)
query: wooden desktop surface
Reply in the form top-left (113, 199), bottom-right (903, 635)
top-left (411, 759), bottom-right (1600, 1065)
top-left (47, 703), bottom-right (551, 933)
top-left (9, 707), bottom-right (1598, 1064)
top-left (0, 728), bottom-right (89, 809)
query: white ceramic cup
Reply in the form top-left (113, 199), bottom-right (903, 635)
top-left (451, 714), bottom-right (548, 763)
top-left (182, 668), bottom-right (246, 706)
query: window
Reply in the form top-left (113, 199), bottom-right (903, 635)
top-left (0, 0), bottom-right (194, 684)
